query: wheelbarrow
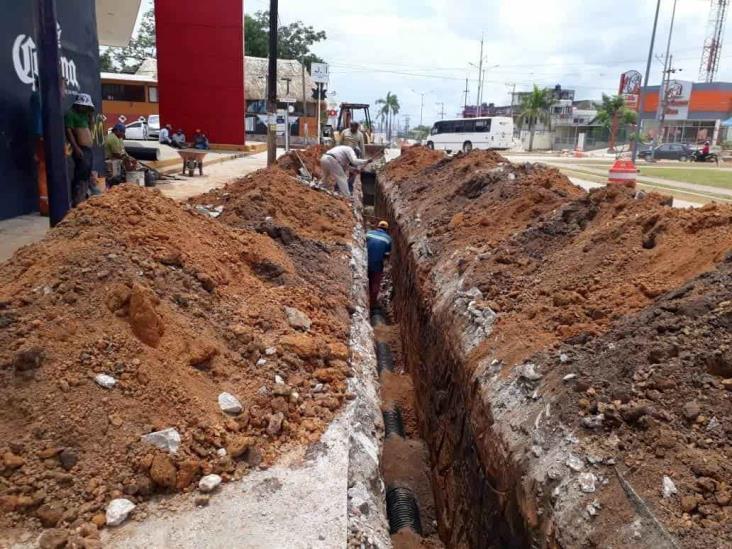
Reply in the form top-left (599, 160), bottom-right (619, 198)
top-left (178, 149), bottom-right (208, 176)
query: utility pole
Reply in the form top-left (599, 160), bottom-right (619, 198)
top-left (652, 0), bottom-right (678, 158)
top-left (266, 0), bottom-right (278, 166)
top-left (476, 34), bottom-right (484, 117)
top-left (463, 77), bottom-right (470, 115)
top-left (632, 0), bottom-right (661, 163)
top-left (404, 115), bottom-right (411, 136)
top-left (38, 0), bottom-right (70, 226)
top-left (436, 102), bottom-right (446, 120)
top-left (506, 82), bottom-right (516, 116)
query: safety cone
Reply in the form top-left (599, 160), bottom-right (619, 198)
top-left (608, 158), bottom-right (638, 189)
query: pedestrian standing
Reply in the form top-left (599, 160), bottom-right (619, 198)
top-left (64, 93), bottom-right (96, 206)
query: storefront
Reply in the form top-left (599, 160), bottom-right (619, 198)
top-left (639, 81), bottom-right (732, 146)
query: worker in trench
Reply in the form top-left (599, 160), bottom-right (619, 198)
top-left (320, 145), bottom-right (370, 198)
top-left (366, 221), bottom-right (393, 309)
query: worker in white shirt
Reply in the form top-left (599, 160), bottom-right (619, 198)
top-left (320, 145), bottom-right (369, 197)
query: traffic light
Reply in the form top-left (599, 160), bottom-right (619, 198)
top-left (311, 87), bottom-right (327, 100)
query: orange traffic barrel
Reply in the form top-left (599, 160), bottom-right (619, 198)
top-left (608, 158), bottom-right (638, 189)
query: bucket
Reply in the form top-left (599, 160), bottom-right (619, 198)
top-left (126, 171), bottom-right (145, 186)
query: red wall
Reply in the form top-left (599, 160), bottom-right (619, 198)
top-left (154, 0), bottom-right (245, 145)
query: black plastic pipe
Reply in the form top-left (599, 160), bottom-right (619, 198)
top-left (386, 486), bottom-right (423, 535)
top-left (383, 407), bottom-right (406, 438)
top-left (375, 341), bottom-right (395, 373)
top-left (125, 145), bottom-right (161, 162)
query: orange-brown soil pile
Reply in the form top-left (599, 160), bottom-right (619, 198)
top-left (0, 182), bottom-right (354, 534)
top-left (533, 259), bottom-right (732, 548)
top-left (381, 149), bottom-right (732, 546)
top-left (276, 144), bottom-right (327, 179)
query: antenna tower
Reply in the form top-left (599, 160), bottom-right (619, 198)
top-left (699, 0), bottom-right (729, 82)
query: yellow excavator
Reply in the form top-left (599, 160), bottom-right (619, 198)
top-left (325, 103), bottom-right (386, 159)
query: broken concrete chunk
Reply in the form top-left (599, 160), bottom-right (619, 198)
top-left (662, 475), bottom-right (678, 498)
top-left (581, 414), bottom-right (605, 429)
top-left (519, 362), bottom-right (542, 381)
top-left (265, 347), bottom-right (277, 356)
top-left (140, 428), bottom-right (181, 454)
top-left (256, 359), bottom-right (267, 367)
top-left (275, 375), bottom-right (285, 385)
top-left (198, 474), bottom-right (222, 493)
top-left (284, 306), bottom-right (312, 331)
top-left (106, 498), bottom-right (136, 526)
top-left (218, 392), bottom-right (243, 415)
top-left (579, 472), bottom-right (597, 493)
top-left (566, 454), bottom-right (584, 472)
top-left (94, 374), bottom-right (117, 389)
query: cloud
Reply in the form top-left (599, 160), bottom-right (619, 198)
top-left (145, 0), bottom-right (731, 126)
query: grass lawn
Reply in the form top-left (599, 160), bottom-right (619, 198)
top-left (638, 167), bottom-right (732, 190)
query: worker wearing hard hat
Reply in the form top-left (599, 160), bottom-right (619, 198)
top-left (64, 93), bottom-right (96, 205)
top-left (320, 145), bottom-right (369, 197)
top-left (366, 220), bottom-right (392, 309)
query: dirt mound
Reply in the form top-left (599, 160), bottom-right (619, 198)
top-left (0, 184), bottom-right (353, 533)
top-left (189, 166), bottom-right (352, 245)
top-left (277, 145), bottom-right (327, 179)
top-left (470, 187), bottom-right (732, 364)
top-left (532, 257), bottom-right (732, 548)
top-left (381, 145), bottom-right (446, 183)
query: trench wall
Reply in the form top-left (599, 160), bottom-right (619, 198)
top-left (376, 177), bottom-right (554, 548)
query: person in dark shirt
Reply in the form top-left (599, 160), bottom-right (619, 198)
top-left (366, 221), bottom-right (393, 308)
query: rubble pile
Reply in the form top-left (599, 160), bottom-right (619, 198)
top-left (380, 149), bottom-right (732, 545)
top-left (0, 181), bottom-right (354, 535)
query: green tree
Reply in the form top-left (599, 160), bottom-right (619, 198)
top-left (245, 11), bottom-right (326, 69)
top-left (518, 85), bottom-right (553, 152)
top-left (375, 92), bottom-right (400, 142)
top-left (100, 8), bottom-right (156, 73)
top-left (593, 94), bottom-right (637, 152)
top-left (411, 124), bottom-right (431, 140)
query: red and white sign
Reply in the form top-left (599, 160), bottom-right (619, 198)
top-left (619, 70), bottom-right (642, 111)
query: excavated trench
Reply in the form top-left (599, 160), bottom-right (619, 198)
top-left (372, 175), bottom-right (532, 548)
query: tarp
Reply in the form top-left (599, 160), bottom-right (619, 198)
top-left (0, 0), bottom-right (102, 220)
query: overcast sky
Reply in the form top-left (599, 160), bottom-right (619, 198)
top-left (140, 0), bottom-right (730, 127)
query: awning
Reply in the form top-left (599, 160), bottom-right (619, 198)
top-left (96, 0), bottom-right (142, 47)
top-left (721, 117), bottom-right (732, 127)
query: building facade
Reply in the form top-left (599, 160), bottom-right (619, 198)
top-left (639, 81), bottom-right (732, 145)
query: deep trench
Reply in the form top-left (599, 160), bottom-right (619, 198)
top-left (365, 171), bottom-right (531, 549)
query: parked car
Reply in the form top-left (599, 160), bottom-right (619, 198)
top-left (124, 118), bottom-right (149, 140)
top-left (147, 115), bottom-right (160, 140)
top-left (638, 143), bottom-right (692, 162)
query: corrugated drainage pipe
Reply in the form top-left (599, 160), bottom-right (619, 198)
top-left (386, 486), bottom-right (423, 535)
top-left (375, 341), bottom-right (395, 373)
top-left (382, 407), bottom-right (406, 438)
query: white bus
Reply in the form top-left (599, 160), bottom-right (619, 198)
top-left (426, 116), bottom-right (514, 153)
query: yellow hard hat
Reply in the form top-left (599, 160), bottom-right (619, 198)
top-left (378, 220), bottom-right (389, 229)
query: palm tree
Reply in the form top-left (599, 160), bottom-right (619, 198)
top-left (518, 85), bottom-right (553, 152)
top-left (593, 94), bottom-right (637, 152)
top-left (376, 92), bottom-right (400, 142)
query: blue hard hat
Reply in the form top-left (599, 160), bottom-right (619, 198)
top-left (113, 123), bottom-right (126, 133)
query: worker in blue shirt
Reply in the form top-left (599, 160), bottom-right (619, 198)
top-left (366, 221), bottom-right (392, 308)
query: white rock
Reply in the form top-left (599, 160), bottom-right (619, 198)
top-left (662, 475), bottom-right (678, 498)
top-left (216, 448), bottom-right (227, 457)
top-left (566, 454), bottom-right (584, 472)
top-left (562, 373), bottom-right (577, 382)
top-left (582, 414), bottom-right (605, 429)
top-left (559, 353), bottom-right (570, 363)
top-left (265, 347), bottom-right (277, 356)
top-left (256, 359), bottom-right (267, 367)
top-left (520, 363), bottom-right (542, 381)
top-left (284, 306), bottom-right (312, 331)
top-left (579, 472), bottom-right (597, 493)
top-left (106, 498), bottom-right (136, 526)
top-left (94, 374), bottom-right (117, 389)
top-left (314, 383), bottom-right (324, 393)
top-left (198, 474), bottom-right (223, 493)
top-left (275, 375), bottom-right (285, 385)
top-left (218, 392), bottom-right (243, 415)
top-left (141, 428), bottom-right (181, 454)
